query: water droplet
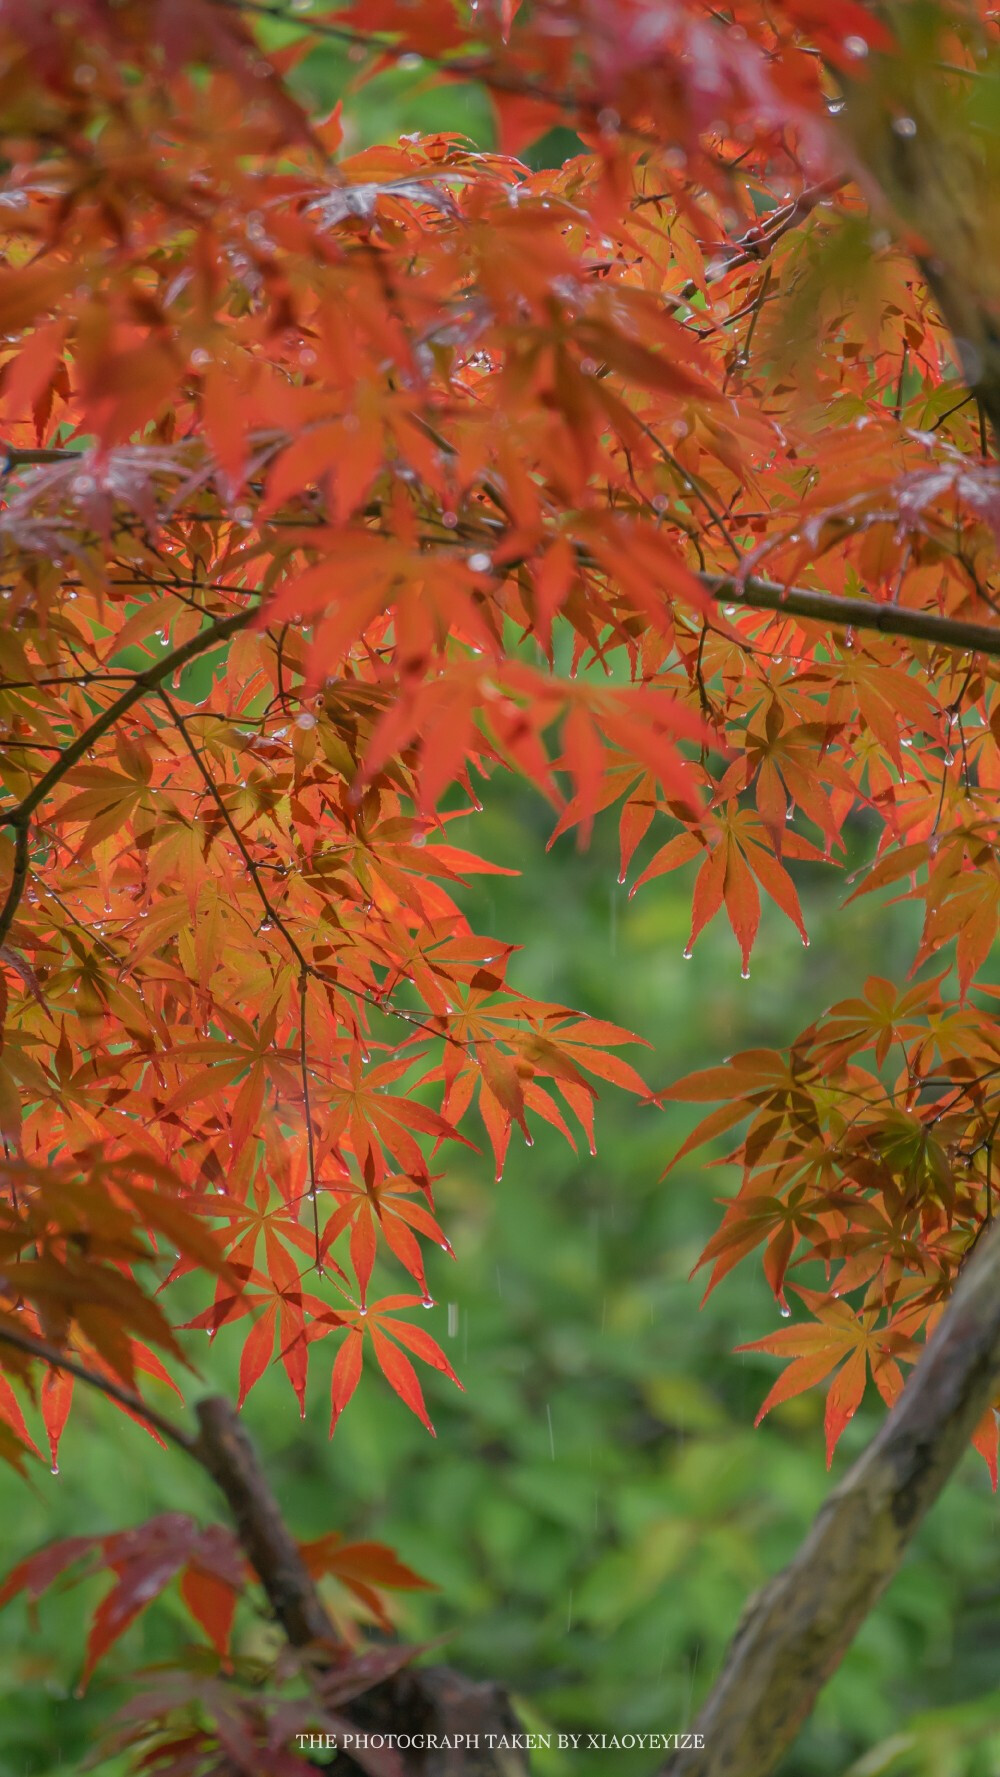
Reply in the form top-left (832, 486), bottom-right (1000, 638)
top-left (802, 935), bottom-right (810, 948)
top-left (682, 946), bottom-right (693, 960)
top-left (296, 711), bottom-right (317, 730)
top-left (524, 1132), bottom-right (534, 1148)
top-left (50, 1462), bottom-right (59, 1475)
top-left (741, 964), bottom-right (750, 980)
top-left (441, 510), bottom-right (458, 529)
top-left (844, 33), bottom-right (868, 58)
top-left (467, 552), bottom-right (492, 574)
top-left (892, 116), bottom-right (917, 139)
top-left (359, 1305), bottom-right (368, 1317)
top-left (779, 1304), bottom-right (791, 1318)
top-left (421, 1296), bottom-right (435, 1310)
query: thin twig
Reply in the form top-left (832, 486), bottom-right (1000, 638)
top-left (158, 686), bottom-right (312, 975)
top-left (0, 1322), bottom-right (195, 1452)
top-left (0, 605), bottom-right (258, 947)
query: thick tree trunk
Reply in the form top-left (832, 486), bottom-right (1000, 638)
top-left (660, 1220), bottom-right (1000, 1777)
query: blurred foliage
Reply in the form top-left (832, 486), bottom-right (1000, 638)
top-left (0, 33), bottom-right (997, 1777)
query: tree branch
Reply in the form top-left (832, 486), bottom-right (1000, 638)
top-left (0, 1324), bottom-right (338, 1644)
top-left (661, 1217), bottom-right (1000, 1777)
top-left (0, 1325), bottom-right (530, 1773)
top-left (0, 443), bottom-right (83, 466)
top-left (192, 1395), bottom-right (341, 1648)
top-left (702, 572), bottom-right (1000, 658)
top-left (0, 1322), bottom-right (196, 1453)
top-left (0, 604), bottom-right (257, 947)
top-left (10, 606), bottom-right (257, 829)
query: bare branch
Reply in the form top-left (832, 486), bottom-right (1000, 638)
top-left (0, 1322), bottom-right (196, 1452)
top-left (192, 1395), bottom-right (340, 1648)
top-left (702, 572), bottom-right (1000, 658)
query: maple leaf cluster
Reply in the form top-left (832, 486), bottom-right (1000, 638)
top-left (0, 0), bottom-right (998, 1741)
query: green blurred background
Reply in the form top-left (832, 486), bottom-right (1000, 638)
top-left (2, 27), bottom-right (999, 1777)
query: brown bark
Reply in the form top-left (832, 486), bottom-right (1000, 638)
top-left (193, 1395), bottom-right (338, 1650)
top-left (348, 1667), bottom-right (531, 1777)
top-left (660, 1219), bottom-right (1000, 1777)
top-left (192, 1395), bottom-right (527, 1775)
top-left (700, 574), bottom-right (1000, 658)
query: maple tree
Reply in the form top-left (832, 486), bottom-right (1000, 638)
top-left (2, 0), bottom-right (1000, 1772)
